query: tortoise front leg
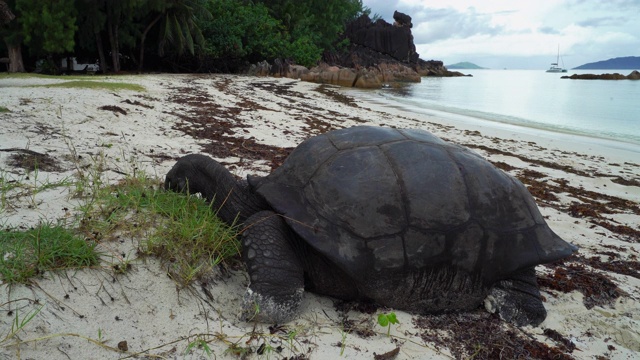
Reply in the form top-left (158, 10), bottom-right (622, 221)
top-left (484, 267), bottom-right (547, 327)
top-left (241, 210), bottom-right (304, 323)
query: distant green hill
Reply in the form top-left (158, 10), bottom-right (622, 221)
top-left (445, 62), bottom-right (487, 69)
top-left (573, 56), bottom-right (640, 70)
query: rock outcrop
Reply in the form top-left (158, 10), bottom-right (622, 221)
top-left (561, 70), bottom-right (640, 80)
top-left (298, 65), bottom-right (359, 88)
top-left (342, 12), bottom-right (419, 65)
top-left (248, 10), bottom-right (467, 88)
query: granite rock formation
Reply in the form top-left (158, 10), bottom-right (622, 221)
top-left (342, 11), bottom-right (419, 65)
top-left (561, 70), bottom-right (640, 80)
top-left (248, 10), bottom-right (467, 88)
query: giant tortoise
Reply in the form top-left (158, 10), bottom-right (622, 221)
top-left (165, 126), bottom-right (576, 326)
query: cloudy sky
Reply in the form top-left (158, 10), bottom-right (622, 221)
top-left (362, 0), bottom-right (640, 69)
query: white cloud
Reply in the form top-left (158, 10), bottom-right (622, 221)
top-left (411, 7), bottom-right (504, 43)
top-left (362, 0), bottom-right (640, 69)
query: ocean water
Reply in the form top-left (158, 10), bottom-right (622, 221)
top-left (352, 69), bottom-right (640, 148)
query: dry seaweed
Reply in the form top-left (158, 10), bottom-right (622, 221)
top-left (521, 177), bottom-right (560, 202)
top-left (538, 261), bottom-right (624, 309)
top-left (167, 78), bottom-right (293, 171)
top-left (579, 255), bottom-right (640, 279)
top-left (2, 148), bottom-right (64, 172)
top-left (333, 300), bottom-right (378, 338)
top-left (520, 168), bottom-right (547, 179)
top-left (313, 85), bottom-right (359, 107)
top-left (512, 167), bottom-right (639, 242)
top-left (568, 203), bottom-right (601, 218)
top-left (611, 176), bottom-right (640, 187)
top-left (591, 220), bottom-right (640, 242)
top-left (98, 105), bottom-right (127, 115)
top-left (413, 312), bottom-right (574, 360)
top-left (373, 347), bottom-right (400, 360)
top-left (543, 328), bottom-right (576, 352)
top-left (303, 115), bottom-right (338, 134)
top-left (489, 160), bottom-right (517, 172)
top-left (121, 99), bottom-right (153, 109)
top-left (466, 143), bottom-right (592, 177)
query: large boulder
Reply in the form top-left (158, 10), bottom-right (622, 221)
top-left (287, 65), bottom-right (310, 79)
top-left (334, 68), bottom-right (358, 87)
top-left (353, 69), bottom-right (382, 89)
top-left (299, 65), bottom-right (357, 87)
top-left (269, 58), bottom-right (288, 77)
top-left (374, 62), bottom-right (421, 83)
top-left (247, 60), bottom-right (271, 77)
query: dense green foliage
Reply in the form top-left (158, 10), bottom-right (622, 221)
top-left (16, 0), bottom-right (77, 56)
top-left (1, 0), bottom-right (371, 73)
top-left (201, 0), bottom-right (285, 61)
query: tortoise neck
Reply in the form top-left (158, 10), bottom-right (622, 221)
top-left (192, 158), bottom-right (268, 226)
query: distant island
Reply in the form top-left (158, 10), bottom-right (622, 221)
top-left (573, 56), bottom-right (640, 70)
top-left (445, 62), bottom-right (487, 69)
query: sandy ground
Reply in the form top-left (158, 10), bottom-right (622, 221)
top-left (0, 73), bottom-right (639, 359)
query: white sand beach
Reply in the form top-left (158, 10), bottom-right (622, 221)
top-left (1, 74), bottom-right (639, 359)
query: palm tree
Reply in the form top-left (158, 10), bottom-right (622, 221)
top-left (138, 0), bottom-right (210, 71)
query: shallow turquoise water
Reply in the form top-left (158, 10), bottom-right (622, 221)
top-left (365, 69), bottom-right (640, 146)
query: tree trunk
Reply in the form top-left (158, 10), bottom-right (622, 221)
top-left (107, 17), bottom-right (120, 72)
top-left (96, 31), bottom-right (107, 73)
top-left (138, 13), bottom-right (162, 72)
top-left (5, 40), bottom-right (24, 72)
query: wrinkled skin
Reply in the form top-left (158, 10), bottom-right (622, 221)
top-left (165, 126), bottom-right (577, 326)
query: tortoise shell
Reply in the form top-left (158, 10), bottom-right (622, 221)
top-left (248, 126), bottom-right (575, 286)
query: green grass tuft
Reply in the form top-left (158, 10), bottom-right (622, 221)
top-left (0, 73), bottom-right (145, 92)
top-left (1, 145), bottom-right (237, 287)
top-left (0, 106), bottom-right (10, 113)
top-left (38, 80), bottom-right (145, 92)
top-left (78, 172), bottom-right (240, 286)
top-left (0, 223), bottom-right (100, 283)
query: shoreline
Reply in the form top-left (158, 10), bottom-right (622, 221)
top-left (1, 73), bottom-right (639, 359)
top-left (347, 86), bottom-right (640, 157)
top-left (353, 68), bottom-right (640, 149)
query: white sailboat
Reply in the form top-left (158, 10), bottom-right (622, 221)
top-left (546, 45), bottom-right (567, 73)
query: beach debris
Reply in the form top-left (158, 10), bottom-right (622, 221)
top-left (414, 312), bottom-right (575, 360)
top-left (1, 147), bottom-right (63, 172)
top-left (373, 346), bottom-right (400, 360)
top-left (98, 105), bottom-right (127, 116)
top-left (538, 260), bottom-right (625, 309)
top-left (117, 340), bottom-right (128, 352)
